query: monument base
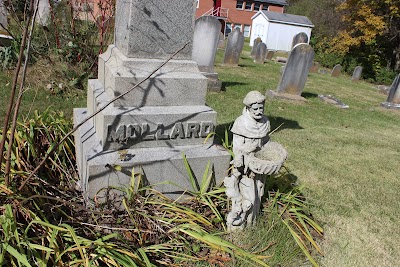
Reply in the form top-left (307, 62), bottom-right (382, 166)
top-left (381, 102), bottom-right (400, 109)
top-left (267, 90), bottom-right (307, 102)
top-left (74, 108), bottom-right (231, 202)
top-left (202, 73), bottom-right (223, 92)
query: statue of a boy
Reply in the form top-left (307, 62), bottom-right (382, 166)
top-left (224, 91), bottom-right (286, 231)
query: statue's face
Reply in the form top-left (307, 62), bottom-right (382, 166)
top-left (248, 102), bottom-right (264, 121)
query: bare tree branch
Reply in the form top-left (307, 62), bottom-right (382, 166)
top-left (4, 0), bottom-right (39, 184)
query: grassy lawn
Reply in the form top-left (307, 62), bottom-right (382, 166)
top-left (0, 69), bottom-right (86, 126)
top-left (211, 47), bottom-right (399, 266)
top-left (1, 43), bottom-right (399, 266)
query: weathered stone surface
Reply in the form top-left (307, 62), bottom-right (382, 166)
top-left (276, 43), bottom-right (314, 96)
top-left (218, 32), bottom-right (225, 48)
top-left (223, 28), bottom-right (244, 66)
top-left (0, 0), bottom-right (7, 31)
top-left (266, 50), bottom-right (274, 61)
top-left (36, 0), bottom-right (50, 26)
top-left (309, 61), bottom-right (320, 73)
top-left (98, 46), bottom-right (207, 107)
top-left (250, 37), bottom-right (261, 58)
top-left (202, 72), bottom-right (223, 91)
top-left (114, 0), bottom-right (195, 60)
top-left (254, 42), bottom-right (267, 64)
top-left (192, 16), bottom-right (221, 73)
top-left (276, 57), bottom-right (287, 63)
top-left (331, 64), bottom-right (342, 77)
top-left (291, 32), bottom-right (308, 48)
top-left (75, 0), bottom-right (230, 202)
top-left (351, 66), bottom-right (363, 82)
top-left (225, 91), bottom-right (287, 231)
top-left (318, 94), bottom-right (349, 109)
top-left (381, 74), bottom-right (400, 109)
top-left (74, 109), bottom-right (230, 200)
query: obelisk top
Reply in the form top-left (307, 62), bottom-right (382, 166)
top-left (114, 0), bottom-right (196, 60)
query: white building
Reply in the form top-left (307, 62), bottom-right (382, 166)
top-left (250, 11), bottom-right (314, 52)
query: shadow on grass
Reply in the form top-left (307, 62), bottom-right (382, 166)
top-left (301, 92), bottom-right (319, 99)
top-left (221, 81), bottom-right (247, 90)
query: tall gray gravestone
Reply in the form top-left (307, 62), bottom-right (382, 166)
top-left (381, 74), bottom-right (400, 109)
top-left (254, 42), bottom-right (267, 64)
top-left (74, 0), bottom-right (231, 202)
top-left (291, 32), bottom-right (308, 48)
top-left (223, 28), bottom-right (244, 66)
top-left (351, 66), bottom-right (363, 82)
top-left (0, 0), bottom-right (7, 31)
top-left (331, 64), bottom-right (342, 77)
top-left (250, 37), bottom-right (262, 58)
top-left (268, 43), bottom-right (314, 101)
top-left (192, 16), bottom-right (222, 91)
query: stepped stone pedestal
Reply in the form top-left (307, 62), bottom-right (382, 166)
top-left (74, 0), bottom-right (231, 202)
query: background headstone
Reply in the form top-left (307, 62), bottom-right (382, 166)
top-left (0, 0), bottom-right (7, 31)
top-left (291, 32), bottom-right (308, 48)
top-left (331, 64), bottom-right (342, 77)
top-left (268, 43), bottom-right (314, 101)
top-left (192, 16), bottom-right (221, 73)
top-left (250, 37), bottom-right (261, 58)
top-left (309, 62), bottom-right (320, 73)
top-left (74, 0), bottom-right (230, 201)
top-left (192, 16), bottom-right (223, 91)
top-left (218, 32), bottom-right (225, 49)
top-left (223, 28), bottom-right (244, 66)
top-left (351, 66), bottom-right (363, 82)
top-left (381, 74), bottom-right (400, 109)
top-left (36, 0), bottom-right (50, 26)
top-left (254, 42), bottom-right (267, 64)
top-left (266, 50), bottom-right (274, 61)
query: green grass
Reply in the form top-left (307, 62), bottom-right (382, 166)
top-left (1, 43), bottom-right (399, 266)
top-left (211, 47), bottom-right (400, 266)
top-left (0, 69), bottom-right (86, 126)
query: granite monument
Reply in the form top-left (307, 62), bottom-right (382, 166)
top-left (74, 0), bottom-right (231, 202)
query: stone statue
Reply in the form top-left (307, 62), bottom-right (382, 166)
top-left (224, 91), bottom-right (287, 231)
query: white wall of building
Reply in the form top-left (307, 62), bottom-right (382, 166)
top-left (250, 13), bottom-right (312, 52)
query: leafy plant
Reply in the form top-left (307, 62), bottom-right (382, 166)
top-left (266, 182), bottom-right (323, 267)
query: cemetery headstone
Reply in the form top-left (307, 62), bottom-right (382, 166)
top-left (319, 95), bottom-right (349, 109)
top-left (266, 50), bottom-right (274, 61)
top-left (331, 64), bottom-right (342, 77)
top-left (351, 66), bottom-right (363, 82)
top-left (35, 0), bottom-right (51, 26)
top-left (223, 28), bottom-right (244, 66)
top-left (74, 0), bottom-right (231, 202)
top-left (250, 37), bottom-right (262, 58)
top-left (218, 32), bottom-right (225, 49)
top-left (309, 62), bottom-right (320, 73)
top-left (0, 0), bottom-right (7, 31)
top-left (267, 43), bottom-right (314, 101)
top-left (254, 42), bottom-right (267, 64)
top-left (192, 16), bottom-right (222, 91)
top-left (291, 32), bottom-right (308, 48)
top-left (381, 74), bottom-right (400, 109)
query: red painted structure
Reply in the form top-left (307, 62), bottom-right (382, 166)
top-left (195, 0), bottom-right (287, 37)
